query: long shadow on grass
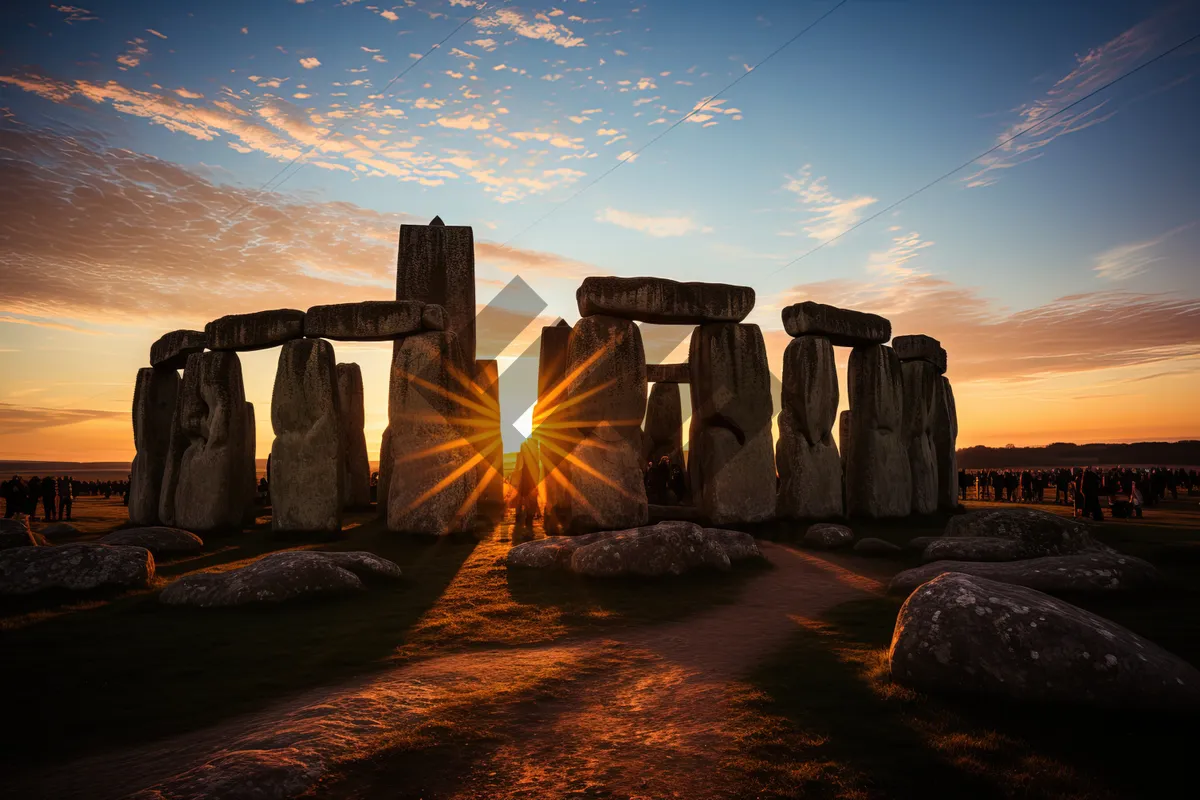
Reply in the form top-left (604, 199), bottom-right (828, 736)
top-left (0, 516), bottom-right (481, 769)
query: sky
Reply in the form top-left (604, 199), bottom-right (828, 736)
top-left (1, 0), bottom-right (1199, 462)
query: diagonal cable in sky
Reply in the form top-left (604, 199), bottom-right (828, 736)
top-left (770, 28), bottom-right (1200, 276)
top-left (224, 2), bottom-right (503, 222)
top-left (501, 0), bottom-right (851, 247)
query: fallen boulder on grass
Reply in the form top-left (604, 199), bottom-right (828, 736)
top-left (0, 517), bottom-right (43, 550)
top-left (803, 523), bottom-right (854, 550)
top-left (921, 536), bottom-right (1023, 563)
top-left (889, 572), bottom-right (1200, 710)
top-left (102, 527), bottom-right (205, 556)
top-left (0, 543), bottom-right (155, 595)
top-left (943, 507), bottom-right (1109, 557)
top-left (507, 521), bottom-right (761, 578)
top-left (889, 551), bottom-right (1162, 596)
top-left (160, 550), bottom-right (402, 607)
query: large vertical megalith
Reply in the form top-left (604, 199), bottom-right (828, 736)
top-left (776, 335), bottom-right (842, 519)
top-left (901, 359), bottom-right (939, 515)
top-left (396, 217), bottom-right (476, 367)
top-left (933, 376), bottom-right (959, 510)
top-left (689, 323), bottom-right (776, 525)
top-left (377, 426), bottom-right (393, 519)
top-left (271, 339), bottom-right (344, 535)
top-left (563, 315), bottom-right (648, 532)
top-left (846, 345), bottom-right (911, 519)
top-left (129, 367), bottom-right (180, 526)
top-left (386, 330), bottom-right (476, 535)
top-left (839, 409), bottom-right (851, 513)
top-left (643, 382), bottom-right (685, 468)
top-left (536, 320), bottom-right (573, 529)
top-left (337, 363), bottom-right (372, 511)
top-left (171, 351), bottom-right (250, 533)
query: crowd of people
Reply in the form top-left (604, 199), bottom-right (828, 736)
top-left (644, 456), bottom-right (688, 506)
top-left (959, 467), bottom-right (1198, 521)
top-left (1, 475), bottom-right (131, 521)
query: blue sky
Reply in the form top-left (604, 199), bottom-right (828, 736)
top-left (2, 0), bottom-right (1199, 459)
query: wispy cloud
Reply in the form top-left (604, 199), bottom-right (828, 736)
top-left (1093, 221), bottom-right (1195, 281)
top-left (965, 6), bottom-right (1191, 188)
top-left (0, 404), bottom-right (124, 435)
top-left (473, 7), bottom-right (585, 48)
top-left (782, 165), bottom-right (877, 242)
top-left (595, 208), bottom-right (709, 238)
top-left (50, 5), bottom-right (98, 24)
top-left (867, 230), bottom-right (935, 277)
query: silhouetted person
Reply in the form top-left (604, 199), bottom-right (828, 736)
top-left (40, 475), bottom-right (56, 521)
top-left (57, 475), bottom-right (73, 521)
top-left (1081, 468), bottom-right (1103, 521)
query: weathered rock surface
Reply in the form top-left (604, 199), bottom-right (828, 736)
top-left (892, 334), bottom-right (947, 374)
top-left (159, 550), bottom-right (401, 607)
top-left (905, 535), bottom-right (939, 552)
top-left (271, 339), bottom-right (344, 535)
top-left (0, 544), bottom-right (155, 595)
top-left (386, 331), bottom-right (477, 535)
top-left (101, 527), bottom-right (204, 556)
top-left (922, 536), bottom-right (1024, 563)
top-left (889, 572), bottom-right (1200, 710)
top-left (396, 218), bottom-right (476, 365)
top-left (150, 329), bottom-right (206, 370)
top-left (846, 344), bottom-right (911, 518)
top-left (776, 335), bottom-right (842, 519)
top-left (901, 359), bottom-right (939, 515)
top-left (888, 552), bottom-right (1163, 596)
top-left (243, 402), bottom-right (258, 525)
top-left (689, 323), bottom-right (775, 525)
top-left (646, 362), bottom-right (690, 384)
top-left (944, 507), bottom-right (1108, 557)
top-left (562, 315), bottom-right (648, 533)
top-left (643, 382), bottom-right (685, 470)
top-left (0, 517), bottom-right (40, 549)
top-left (577, 276), bottom-right (755, 324)
top-left (157, 397), bottom-right (187, 528)
top-left (129, 750), bottom-right (323, 800)
top-left (205, 309), bottom-right (305, 352)
top-left (933, 376), bottom-right (959, 510)
top-left (855, 537), bottom-right (903, 557)
top-left (804, 523), bottom-right (854, 549)
top-left (474, 359), bottom-right (504, 507)
top-left (536, 320), bottom-right (572, 529)
top-left (337, 363), bottom-right (372, 511)
top-left (508, 521), bottom-right (761, 577)
top-left (129, 367), bottom-right (180, 527)
top-left (782, 302), bottom-right (891, 347)
top-left (303, 300), bottom-right (446, 341)
top-left (377, 426), bottom-right (393, 520)
top-left (171, 351), bottom-right (250, 534)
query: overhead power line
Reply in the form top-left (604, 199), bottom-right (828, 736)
top-left (501, 0), bottom-right (851, 247)
top-left (770, 28), bottom-right (1200, 275)
top-left (225, 2), bottom-right (500, 222)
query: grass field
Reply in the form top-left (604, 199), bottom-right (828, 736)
top-left (3, 493), bottom-right (1200, 797)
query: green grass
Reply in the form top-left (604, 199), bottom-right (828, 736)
top-left (0, 512), bottom-right (763, 767)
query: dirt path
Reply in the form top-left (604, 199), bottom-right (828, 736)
top-left (17, 542), bottom-right (884, 800)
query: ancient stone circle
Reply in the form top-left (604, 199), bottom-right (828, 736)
top-left (130, 215), bottom-right (959, 537)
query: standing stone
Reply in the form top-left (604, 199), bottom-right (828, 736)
top-left (846, 345), bottom-right (911, 519)
top-left (129, 368), bottom-right (180, 526)
top-left (563, 315), bottom-right (648, 532)
top-left (576, 276), bottom-right (755, 324)
top-left (643, 382), bottom-right (686, 472)
top-left (377, 426), bottom-right (393, 519)
top-left (243, 402), bottom-right (257, 524)
top-left (475, 359), bottom-right (504, 508)
top-left (271, 339), bottom-right (344, 535)
top-left (839, 409), bottom-right (851, 513)
top-left (158, 400), bottom-right (187, 528)
top-left (776, 336), bottom-right (842, 519)
top-left (689, 323), bottom-right (775, 525)
top-left (901, 359), bottom-right (939, 515)
top-left (337, 363), bottom-right (372, 511)
top-left (386, 331), bottom-right (477, 535)
top-left (171, 351), bottom-right (250, 533)
top-left (933, 377), bottom-right (959, 510)
top-left (396, 217), bottom-right (476, 368)
top-left (893, 334), bottom-right (947, 374)
top-left (536, 320), bottom-right (572, 529)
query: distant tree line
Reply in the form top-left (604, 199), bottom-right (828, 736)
top-left (957, 441), bottom-right (1200, 469)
